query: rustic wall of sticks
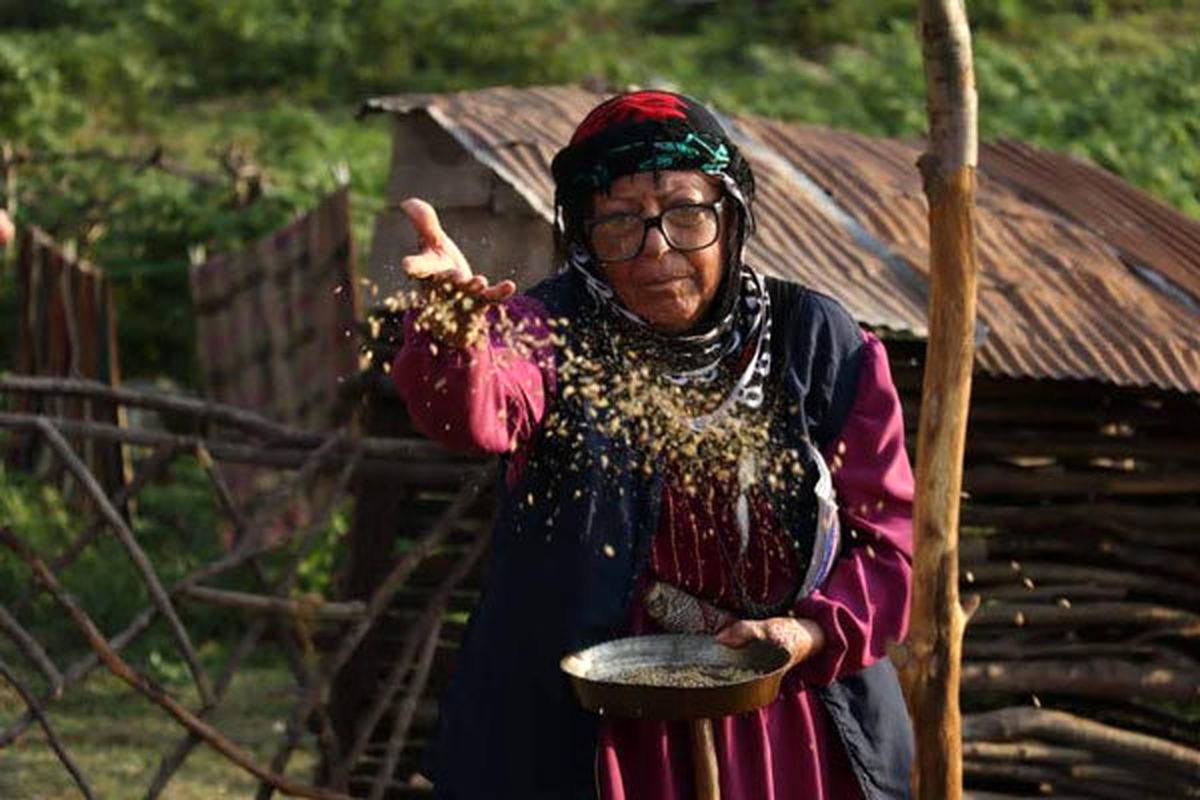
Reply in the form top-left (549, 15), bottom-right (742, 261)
top-left (2, 335), bottom-right (1199, 800)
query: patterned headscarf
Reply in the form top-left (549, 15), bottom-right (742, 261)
top-left (550, 90), bottom-right (771, 430)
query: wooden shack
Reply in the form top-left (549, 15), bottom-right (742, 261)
top-left (334, 85), bottom-right (1200, 798)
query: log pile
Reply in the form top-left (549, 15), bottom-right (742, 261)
top-left (889, 347), bottom-right (1200, 798)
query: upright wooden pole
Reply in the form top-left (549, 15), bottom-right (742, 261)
top-left (904, 2), bottom-right (979, 799)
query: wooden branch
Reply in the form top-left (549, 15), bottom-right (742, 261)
top-left (0, 527), bottom-right (351, 800)
top-left (960, 561), bottom-right (1200, 607)
top-left (962, 659), bottom-right (1200, 703)
top-left (907, 2), bottom-right (979, 798)
top-left (0, 377), bottom-right (473, 461)
top-left (0, 375), bottom-right (299, 440)
top-left (52, 443), bottom-right (180, 573)
top-left (11, 443), bottom-right (181, 618)
top-left (332, 528), bottom-right (491, 788)
top-left (962, 503), bottom-right (1200, 532)
top-left (964, 792), bottom-right (1090, 800)
top-left (233, 432), bottom-right (347, 542)
top-left (974, 536), bottom-right (1200, 585)
top-left (368, 616), bottom-right (444, 800)
top-left (964, 430), bottom-right (1200, 461)
top-left (0, 598), bottom-right (156, 747)
top-left (962, 739), bottom-right (1091, 764)
top-left (971, 583), bottom-right (1127, 602)
top-left (257, 465), bottom-right (494, 800)
top-left (0, 655), bottom-right (96, 800)
top-left (962, 761), bottom-right (1149, 800)
top-left (0, 603), bottom-right (62, 694)
top-left (963, 706), bottom-right (1200, 780)
top-left (145, 617), bottom-right (271, 799)
top-left (965, 464), bottom-right (1200, 497)
top-left (970, 601), bottom-right (1200, 630)
top-left (0, 490), bottom-right (312, 748)
top-left (0, 413), bottom-right (473, 475)
top-left (34, 417), bottom-right (215, 706)
top-left (180, 586), bottom-right (366, 622)
top-left (150, 450), bottom-right (361, 798)
top-left (964, 639), bottom-right (1200, 670)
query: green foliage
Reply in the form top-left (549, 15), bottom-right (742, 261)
top-left (0, 456), bottom-right (228, 660)
top-left (294, 496), bottom-right (353, 597)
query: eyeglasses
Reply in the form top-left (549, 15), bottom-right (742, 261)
top-left (587, 198), bottom-right (725, 262)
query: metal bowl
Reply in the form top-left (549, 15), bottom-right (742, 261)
top-left (560, 634), bottom-right (791, 721)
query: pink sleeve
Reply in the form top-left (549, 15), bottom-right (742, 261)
top-left (791, 332), bottom-right (914, 686)
top-left (391, 295), bottom-right (556, 455)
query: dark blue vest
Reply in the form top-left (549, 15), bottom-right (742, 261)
top-left (429, 271), bottom-right (912, 799)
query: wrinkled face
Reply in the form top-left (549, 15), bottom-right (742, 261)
top-left (589, 170), bottom-right (727, 334)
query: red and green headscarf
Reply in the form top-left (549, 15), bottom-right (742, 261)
top-left (551, 90), bottom-right (756, 247)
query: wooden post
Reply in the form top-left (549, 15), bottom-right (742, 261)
top-left (903, 2), bottom-right (979, 799)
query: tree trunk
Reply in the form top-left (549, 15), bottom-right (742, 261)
top-left (903, 2), bottom-right (979, 799)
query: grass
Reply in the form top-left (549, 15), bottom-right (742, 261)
top-left (0, 660), bottom-right (319, 800)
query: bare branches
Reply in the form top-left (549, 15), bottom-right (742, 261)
top-left (331, 526), bottom-right (490, 789)
top-left (0, 527), bottom-right (351, 800)
top-left (0, 604), bottom-right (62, 695)
top-left (257, 466), bottom-right (493, 799)
top-left (180, 586), bottom-right (366, 622)
top-left (0, 656), bottom-right (95, 800)
top-left (964, 707), bottom-right (1200, 781)
top-left (34, 416), bottom-right (215, 706)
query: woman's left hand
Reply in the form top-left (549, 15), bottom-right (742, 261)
top-left (715, 617), bottom-right (826, 668)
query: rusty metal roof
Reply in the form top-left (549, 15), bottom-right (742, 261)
top-left (363, 86), bottom-right (1200, 395)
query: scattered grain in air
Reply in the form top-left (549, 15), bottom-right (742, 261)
top-left (1009, 560), bottom-right (1021, 572)
top-left (837, 440), bottom-right (846, 455)
top-left (1013, 611), bottom-right (1026, 627)
top-left (1057, 597), bottom-right (1071, 609)
top-left (964, 570), bottom-right (974, 584)
top-left (334, 284), bottom-right (344, 294)
top-left (602, 544), bottom-right (616, 558)
top-left (1022, 577), bottom-right (1035, 590)
top-left (1031, 694), bottom-right (1042, 708)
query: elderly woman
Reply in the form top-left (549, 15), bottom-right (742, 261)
top-left (393, 91), bottom-right (914, 800)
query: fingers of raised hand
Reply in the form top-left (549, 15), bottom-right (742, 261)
top-left (400, 197), bottom-right (471, 278)
top-left (479, 279), bottom-right (517, 303)
top-left (400, 198), bottom-right (446, 249)
top-left (400, 251), bottom-right (466, 281)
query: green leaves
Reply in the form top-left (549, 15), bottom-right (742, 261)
top-left (0, 0), bottom-right (1196, 387)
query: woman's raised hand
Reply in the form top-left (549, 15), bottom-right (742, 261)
top-left (400, 198), bottom-right (516, 303)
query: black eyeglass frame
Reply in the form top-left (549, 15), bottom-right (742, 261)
top-left (585, 197), bottom-right (727, 263)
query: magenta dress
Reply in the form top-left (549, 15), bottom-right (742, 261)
top-left (394, 297), bottom-right (914, 800)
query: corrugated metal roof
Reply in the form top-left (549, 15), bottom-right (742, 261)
top-left (363, 86), bottom-right (1200, 395)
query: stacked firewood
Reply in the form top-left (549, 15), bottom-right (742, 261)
top-left (957, 502), bottom-right (1200, 798)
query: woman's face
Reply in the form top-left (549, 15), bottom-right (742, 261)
top-left (589, 170), bottom-right (727, 333)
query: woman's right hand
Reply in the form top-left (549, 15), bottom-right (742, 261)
top-left (400, 198), bottom-right (516, 303)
